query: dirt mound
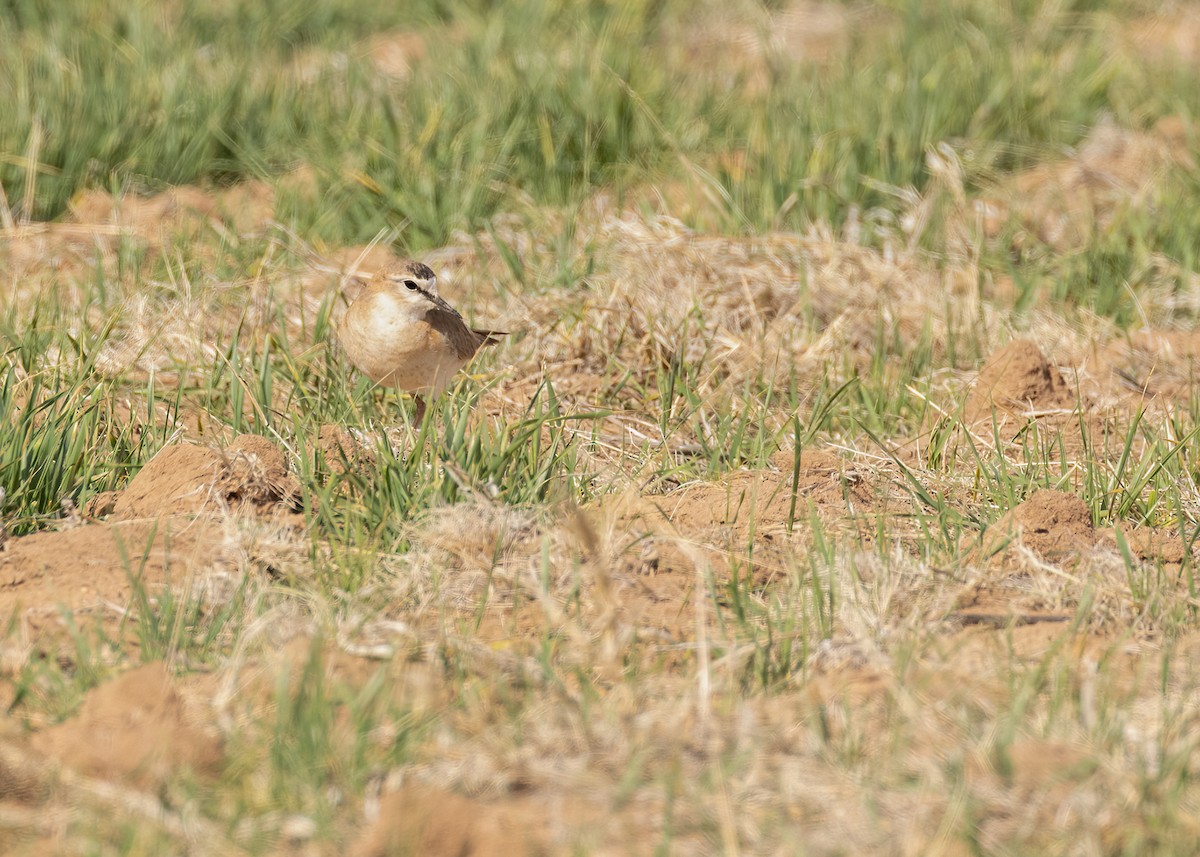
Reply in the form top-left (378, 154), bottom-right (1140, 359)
top-left (0, 437), bottom-right (300, 625)
top-left (978, 118), bottom-right (1194, 251)
top-left (361, 30), bottom-right (428, 79)
top-left (967, 490), bottom-right (1095, 566)
top-left (32, 663), bottom-right (222, 789)
top-left (1129, 6), bottom-right (1200, 66)
top-left (114, 434), bottom-right (301, 520)
top-left (0, 435), bottom-right (302, 622)
top-left (2, 180), bottom-right (284, 285)
top-left (350, 785), bottom-right (546, 857)
top-left (966, 488), bottom-right (1196, 571)
top-left (0, 518), bottom-right (217, 623)
top-left (770, 448), bottom-right (881, 509)
top-left (1096, 328), bottom-right (1200, 400)
top-left (966, 339), bottom-right (1075, 425)
top-left (958, 489), bottom-right (1196, 625)
top-left (616, 449), bottom-right (882, 544)
top-left (315, 424), bottom-right (376, 476)
top-left (957, 489), bottom-right (1098, 624)
top-left (68, 183), bottom-right (275, 238)
top-left (607, 449), bottom-right (897, 592)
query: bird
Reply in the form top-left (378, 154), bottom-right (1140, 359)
top-left (338, 260), bottom-right (505, 424)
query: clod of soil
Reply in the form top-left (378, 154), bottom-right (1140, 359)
top-left (966, 489), bottom-right (1094, 567)
top-left (606, 448), bottom-right (897, 598)
top-left (958, 489), bottom-right (1197, 623)
top-left (630, 450), bottom-right (880, 532)
top-left (978, 118), bottom-right (1194, 251)
top-left (316, 424), bottom-right (376, 476)
top-left (114, 434), bottom-right (301, 519)
top-left (361, 30), bottom-right (428, 79)
top-left (966, 339), bottom-right (1075, 424)
top-left (968, 490), bottom-right (1195, 571)
top-left (768, 448), bottom-right (881, 510)
top-left (350, 785), bottom-right (546, 857)
top-left (1103, 527), bottom-right (1191, 566)
top-left (32, 663), bottom-right (222, 789)
top-left (0, 519), bottom-right (213, 620)
top-left (68, 184), bottom-right (275, 237)
top-left (1098, 328), bottom-right (1200, 400)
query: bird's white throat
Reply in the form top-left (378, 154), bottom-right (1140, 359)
top-left (373, 291), bottom-right (431, 329)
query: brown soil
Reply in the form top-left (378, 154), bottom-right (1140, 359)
top-left (1129, 5), bottom-right (1200, 66)
top-left (965, 339), bottom-right (1075, 426)
top-left (957, 489), bottom-right (1194, 622)
top-left (1095, 328), bottom-right (1200, 400)
top-left (31, 663), bottom-right (222, 789)
top-left (0, 434), bottom-right (303, 639)
top-left (361, 30), bottom-right (428, 79)
top-left (961, 490), bottom-right (1095, 569)
top-left (0, 518), bottom-right (216, 623)
top-left (605, 449), bottom-right (903, 597)
top-left (674, 2), bottom-right (883, 96)
top-left (316, 423), bottom-right (377, 476)
top-left (624, 449), bottom-right (885, 534)
top-left (978, 117), bottom-right (1194, 251)
top-left (350, 785), bottom-right (549, 857)
top-left (69, 184), bottom-right (276, 239)
top-left (1, 169), bottom-right (325, 288)
top-left (114, 434), bottom-right (302, 520)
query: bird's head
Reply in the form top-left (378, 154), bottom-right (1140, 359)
top-left (374, 260), bottom-right (463, 318)
top-left (378, 260), bottom-right (437, 299)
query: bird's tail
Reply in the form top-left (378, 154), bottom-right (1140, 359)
top-left (474, 329), bottom-right (507, 347)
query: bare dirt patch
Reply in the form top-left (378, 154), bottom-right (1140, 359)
top-left (957, 489), bottom-right (1195, 626)
top-left (1129, 5), bottom-right (1200, 66)
top-left (965, 338), bottom-right (1075, 426)
top-left (31, 662), bottom-right (222, 789)
top-left (114, 434), bottom-right (302, 521)
top-left (351, 785), bottom-right (548, 857)
top-left (605, 449), bottom-right (904, 594)
top-left (962, 490), bottom-right (1096, 571)
top-left (978, 117), bottom-right (1194, 251)
top-left (671, 1), bottom-right (883, 95)
top-left (0, 435), bottom-right (304, 640)
top-left (69, 184), bottom-right (276, 240)
top-left (315, 423), bottom-right (377, 476)
top-left (949, 336), bottom-right (1153, 465)
top-left (1095, 328), bottom-right (1200, 400)
top-left (628, 449), bottom-right (890, 537)
top-left (0, 518), bottom-right (216, 624)
top-left (360, 30), bottom-right (428, 79)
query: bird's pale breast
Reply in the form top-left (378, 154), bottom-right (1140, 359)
top-left (339, 291), bottom-right (470, 393)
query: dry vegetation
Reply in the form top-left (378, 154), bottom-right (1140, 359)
top-left (4, 1), bottom-right (1200, 855)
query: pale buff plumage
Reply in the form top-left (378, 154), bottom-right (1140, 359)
top-left (338, 260), bottom-right (504, 422)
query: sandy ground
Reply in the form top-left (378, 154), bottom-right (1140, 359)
top-left (4, 4), bottom-right (1200, 853)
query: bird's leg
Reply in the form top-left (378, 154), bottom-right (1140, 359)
top-left (410, 394), bottom-right (427, 427)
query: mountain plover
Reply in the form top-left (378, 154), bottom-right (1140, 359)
top-left (339, 261), bottom-right (504, 423)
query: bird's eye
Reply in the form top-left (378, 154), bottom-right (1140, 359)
top-left (403, 280), bottom-right (419, 290)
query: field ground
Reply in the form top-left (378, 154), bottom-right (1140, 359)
top-left (5, 0), bottom-right (1200, 854)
